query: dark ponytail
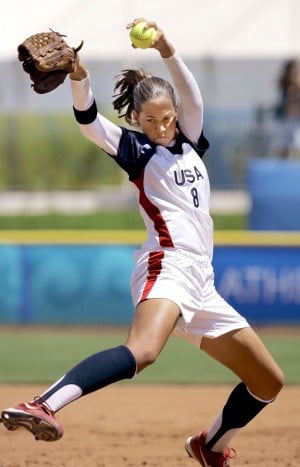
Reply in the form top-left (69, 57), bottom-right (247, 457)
top-left (112, 68), bottom-right (151, 125)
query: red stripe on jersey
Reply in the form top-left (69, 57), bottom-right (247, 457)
top-left (141, 250), bottom-right (164, 301)
top-left (134, 170), bottom-right (174, 247)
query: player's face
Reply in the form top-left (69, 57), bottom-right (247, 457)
top-left (134, 96), bottom-right (178, 146)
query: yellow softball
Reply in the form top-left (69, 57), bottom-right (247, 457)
top-left (129, 21), bottom-right (157, 49)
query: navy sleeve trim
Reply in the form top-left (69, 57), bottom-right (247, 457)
top-left (173, 125), bottom-right (210, 159)
top-left (196, 131), bottom-right (209, 158)
top-left (113, 128), bottom-right (156, 180)
top-left (73, 99), bottom-right (98, 124)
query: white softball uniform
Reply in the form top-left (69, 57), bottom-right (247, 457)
top-left (71, 51), bottom-right (249, 346)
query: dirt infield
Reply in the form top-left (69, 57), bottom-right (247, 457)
top-left (0, 384), bottom-right (299, 466)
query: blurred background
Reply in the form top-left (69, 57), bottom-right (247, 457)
top-left (2, 0), bottom-right (300, 215)
top-left (0, 0), bottom-right (300, 327)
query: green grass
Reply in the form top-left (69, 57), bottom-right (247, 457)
top-left (212, 213), bottom-right (246, 230)
top-left (0, 212), bottom-right (246, 230)
top-left (0, 327), bottom-right (298, 385)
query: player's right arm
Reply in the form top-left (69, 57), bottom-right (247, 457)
top-left (69, 64), bottom-right (121, 157)
top-left (151, 23), bottom-right (204, 145)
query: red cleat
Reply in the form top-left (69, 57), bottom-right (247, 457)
top-left (1, 399), bottom-right (63, 442)
top-left (185, 430), bottom-right (236, 466)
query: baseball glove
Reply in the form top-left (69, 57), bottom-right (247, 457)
top-left (17, 30), bottom-right (84, 94)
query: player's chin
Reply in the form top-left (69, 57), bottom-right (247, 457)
top-left (153, 137), bottom-right (172, 147)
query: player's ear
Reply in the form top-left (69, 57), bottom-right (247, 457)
top-left (132, 110), bottom-right (139, 125)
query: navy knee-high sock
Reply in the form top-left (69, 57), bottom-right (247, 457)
top-left (206, 382), bottom-right (271, 451)
top-left (37, 345), bottom-right (136, 411)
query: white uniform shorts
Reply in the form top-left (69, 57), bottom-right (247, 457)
top-left (131, 248), bottom-right (249, 348)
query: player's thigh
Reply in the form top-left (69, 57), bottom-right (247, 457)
top-left (126, 298), bottom-right (181, 369)
top-left (200, 327), bottom-right (284, 399)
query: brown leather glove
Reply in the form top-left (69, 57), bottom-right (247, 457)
top-left (18, 30), bottom-right (83, 94)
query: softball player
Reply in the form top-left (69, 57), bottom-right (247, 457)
top-left (1, 19), bottom-right (284, 467)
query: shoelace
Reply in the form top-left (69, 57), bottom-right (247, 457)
top-left (223, 446), bottom-right (237, 465)
top-left (33, 396), bottom-right (55, 416)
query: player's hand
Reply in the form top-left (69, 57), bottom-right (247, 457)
top-left (69, 58), bottom-right (88, 81)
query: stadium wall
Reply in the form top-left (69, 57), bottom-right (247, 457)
top-left (0, 231), bottom-right (299, 326)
